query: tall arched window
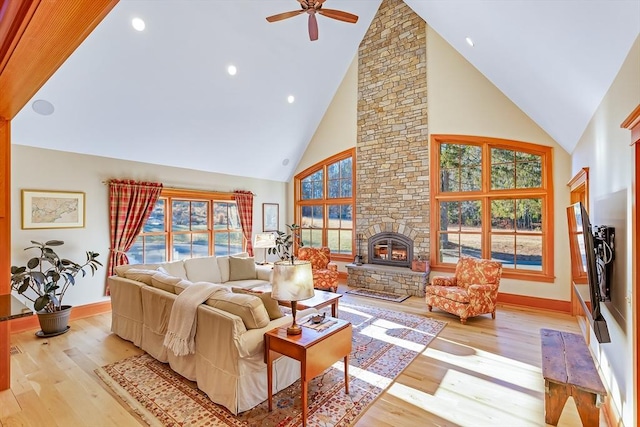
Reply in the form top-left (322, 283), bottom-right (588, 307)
top-left (430, 135), bottom-right (554, 281)
top-left (294, 148), bottom-right (356, 261)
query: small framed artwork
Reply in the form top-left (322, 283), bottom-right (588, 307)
top-left (262, 203), bottom-right (279, 232)
top-left (22, 190), bottom-right (85, 229)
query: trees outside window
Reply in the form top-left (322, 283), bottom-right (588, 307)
top-left (431, 135), bottom-right (554, 281)
top-left (295, 149), bottom-right (355, 260)
top-left (126, 189), bottom-right (243, 264)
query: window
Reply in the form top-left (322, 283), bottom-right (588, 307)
top-left (126, 188), bottom-right (243, 264)
top-left (294, 149), bottom-right (355, 261)
top-left (431, 135), bottom-right (554, 281)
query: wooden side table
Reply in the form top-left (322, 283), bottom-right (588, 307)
top-left (264, 317), bottom-right (352, 427)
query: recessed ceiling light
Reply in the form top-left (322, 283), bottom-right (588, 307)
top-left (465, 37), bottom-right (474, 47)
top-left (132, 17), bottom-right (145, 31)
top-left (227, 65), bottom-right (237, 76)
top-left (32, 99), bottom-right (54, 116)
top-left (287, 95), bottom-right (295, 104)
top-left (282, 158), bottom-right (290, 166)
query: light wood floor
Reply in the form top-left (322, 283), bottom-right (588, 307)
top-left (1, 285), bottom-right (600, 427)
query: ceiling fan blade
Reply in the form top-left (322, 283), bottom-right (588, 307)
top-left (308, 13), bottom-right (318, 41)
top-left (266, 10), bottom-right (304, 23)
top-left (318, 9), bottom-right (358, 24)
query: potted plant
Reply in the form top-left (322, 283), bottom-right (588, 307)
top-left (268, 223), bottom-right (304, 263)
top-left (10, 240), bottom-right (102, 337)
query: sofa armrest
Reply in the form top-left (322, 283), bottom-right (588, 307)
top-left (327, 262), bottom-right (338, 272)
top-left (430, 276), bottom-right (457, 287)
top-left (467, 283), bottom-right (497, 297)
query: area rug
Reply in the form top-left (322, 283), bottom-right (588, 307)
top-left (345, 287), bottom-right (410, 303)
top-left (96, 303), bottom-right (446, 427)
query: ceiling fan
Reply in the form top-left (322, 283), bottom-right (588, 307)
top-left (266, 0), bottom-right (358, 42)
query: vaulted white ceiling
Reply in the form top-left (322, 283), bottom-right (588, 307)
top-left (11, 0), bottom-right (640, 182)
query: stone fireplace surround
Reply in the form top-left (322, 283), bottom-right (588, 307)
top-left (347, 222), bottom-right (429, 297)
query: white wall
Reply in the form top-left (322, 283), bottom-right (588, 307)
top-left (571, 35), bottom-right (640, 427)
top-left (11, 145), bottom-right (287, 308)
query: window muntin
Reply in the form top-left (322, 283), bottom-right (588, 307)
top-left (126, 191), bottom-right (243, 264)
top-left (295, 149), bottom-right (355, 261)
top-left (431, 135), bottom-right (553, 281)
top-left (440, 143), bottom-right (482, 192)
top-left (301, 170), bottom-right (324, 200)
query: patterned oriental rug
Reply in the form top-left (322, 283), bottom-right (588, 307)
top-left (96, 303), bottom-right (446, 427)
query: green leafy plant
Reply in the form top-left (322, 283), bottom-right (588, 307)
top-left (267, 224), bottom-right (304, 264)
top-left (10, 240), bottom-right (102, 312)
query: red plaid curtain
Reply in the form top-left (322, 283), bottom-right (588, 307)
top-left (234, 190), bottom-right (254, 256)
top-left (107, 180), bottom-right (163, 290)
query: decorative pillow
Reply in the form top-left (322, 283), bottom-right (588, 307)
top-left (232, 287), bottom-right (284, 320)
top-left (204, 292), bottom-right (269, 329)
top-left (217, 252), bottom-right (249, 282)
top-left (151, 271), bottom-right (184, 293)
top-left (159, 260), bottom-right (188, 279)
top-left (229, 256), bottom-right (257, 281)
top-left (123, 268), bottom-right (158, 285)
top-left (183, 256), bottom-right (222, 283)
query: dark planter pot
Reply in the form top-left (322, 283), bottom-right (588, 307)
top-left (36, 305), bottom-right (72, 337)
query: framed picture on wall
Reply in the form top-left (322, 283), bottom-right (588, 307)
top-left (21, 190), bottom-right (85, 229)
top-left (263, 203), bottom-right (279, 232)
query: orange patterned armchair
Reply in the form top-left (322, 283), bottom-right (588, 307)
top-left (297, 247), bottom-right (339, 293)
top-left (425, 256), bottom-right (503, 324)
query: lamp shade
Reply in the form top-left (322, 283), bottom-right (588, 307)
top-left (253, 232), bottom-right (277, 249)
top-left (271, 260), bottom-right (314, 302)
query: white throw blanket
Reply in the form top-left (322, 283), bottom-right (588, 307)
top-left (163, 282), bottom-right (220, 356)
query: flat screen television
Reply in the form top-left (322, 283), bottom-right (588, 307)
top-left (568, 202), bottom-right (610, 343)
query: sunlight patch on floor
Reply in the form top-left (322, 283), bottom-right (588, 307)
top-left (424, 339), bottom-right (543, 393)
top-left (387, 372), bottom-right (543, 427)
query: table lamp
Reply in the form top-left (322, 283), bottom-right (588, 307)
top-left (271, 260), bottom-right (314, 335)
top-left (253, 232), bottom-right (277, 265)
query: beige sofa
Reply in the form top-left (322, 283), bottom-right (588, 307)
top-left (108, 253), bottom-right (316, 414)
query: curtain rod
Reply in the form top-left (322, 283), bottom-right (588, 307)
top-left (101, 181), bottom-right (256, 196)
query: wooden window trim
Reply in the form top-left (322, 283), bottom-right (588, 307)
top-left (294, 148), bottom-right (356, 262)
top-left (134, 188), bottom-right (242, 262)
top-left (430, 135), bottom-right (555, 282)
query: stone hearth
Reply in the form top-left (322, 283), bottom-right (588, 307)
top-left (346, 263), bottom-right (428, 297)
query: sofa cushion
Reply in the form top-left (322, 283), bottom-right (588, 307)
top-left (114, 263), bottom-right (159, 278)
top-left (229, 256), bottom-right (257, 281)
top-left (204, 292), bottom-right (269, 329)
top-left (151, 271), bottom-right (184, 293)
top-left (122, 268), bottom-right (158, 285)
top-left (217, 252), bottom-right (249, 282)
top-left (232, 287), bottom-right (284, 320)
top-left (160, 260), bottom-right (188, 279)
top-left (183, 256), bottom-right (222, 283)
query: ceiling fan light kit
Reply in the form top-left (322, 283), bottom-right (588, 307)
top-left (266, 0), bottom-right (358, 42)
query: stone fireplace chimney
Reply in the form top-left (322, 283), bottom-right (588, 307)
top-left (348, 0), bottom-right (430, 297)
top-left (356, 0), bottom-right (430, 263)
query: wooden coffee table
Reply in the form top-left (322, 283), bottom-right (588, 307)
top-left (264, 317), bottom-right (352, 426)
top-left (250, 286), bottom-right (342, 317)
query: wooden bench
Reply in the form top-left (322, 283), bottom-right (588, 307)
top-left (540, 329), bottom-right (607, 427)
